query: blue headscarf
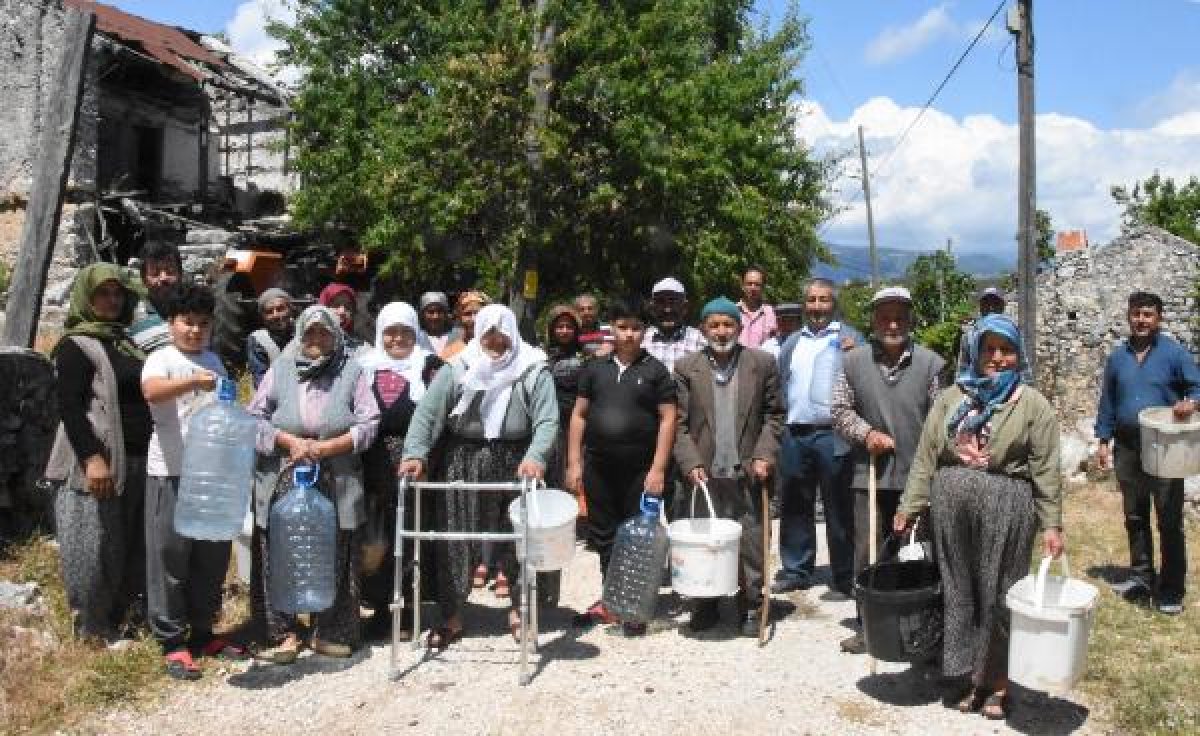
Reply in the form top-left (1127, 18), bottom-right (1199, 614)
top-left (945, 314), bottom-right (1027, 438)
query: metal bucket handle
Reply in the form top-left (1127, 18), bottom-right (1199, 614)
top-left (1033, 553), bottom-right (1071, 611)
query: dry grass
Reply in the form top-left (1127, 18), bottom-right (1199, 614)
top-left (1067, 481), bottom-right (1200, 735)
top-left (0, 536), bottom-right (164, 736)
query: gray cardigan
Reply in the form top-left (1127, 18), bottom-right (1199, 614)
top-left (402, 361), bottom-right (559, 468)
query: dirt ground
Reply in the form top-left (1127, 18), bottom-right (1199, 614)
top-left (78, 520), bottom-right (1100, 736)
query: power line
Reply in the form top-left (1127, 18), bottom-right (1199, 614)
top-left (870, 0), bottom-right (1009, 181)
top-left (818, 0), bottom-right (1009, 234)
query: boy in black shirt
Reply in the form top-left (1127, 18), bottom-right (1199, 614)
top-left (567, 299), bottom-right (677, 631)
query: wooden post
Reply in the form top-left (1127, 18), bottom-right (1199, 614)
top-left (857, 125), bottom-right (879, 288)
top-left (1015, 0), bottom-right (1037, 373)
top-left (2, 9), bottom-right (96, 348)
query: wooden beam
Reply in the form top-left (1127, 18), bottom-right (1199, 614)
top-left (3, 9), bottom-right (96, 348)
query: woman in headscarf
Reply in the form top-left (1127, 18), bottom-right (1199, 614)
top-left (359, 302), bottom-right (444, 640)
top-left (400, 304), bottom-right (559, 649)
top-left (46, 262), bottom-right (153, 645)
top-left (318, 282), bottom-right (370, 357)
top-left (895, 314), bottom-right (1063, 721)
top-left (439, 290), bottom-right (489, 363)
top-left (247, 306), bottom-right (380, 663)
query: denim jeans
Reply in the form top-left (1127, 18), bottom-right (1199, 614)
top-left (777, 428), bottom-right (854, 589)
top-left (1115, 442), bottom-right (1188, 602)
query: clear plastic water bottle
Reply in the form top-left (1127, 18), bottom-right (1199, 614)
top-left (269, 463), bottom-right (337, 614)
top-left (602, 494), bottom-right (669, 623)
top-left (175, 377), bottom-right (258, 540)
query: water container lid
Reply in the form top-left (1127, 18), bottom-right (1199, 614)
top-left (217, 377), bottom-right (237, 402)
top-left (293, 463), bottom-right (319, 487)
top-left (639, 493), bottom-right (661, 516)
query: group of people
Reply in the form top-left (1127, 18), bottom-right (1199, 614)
top-left (45, 248), bottom-right (1196, 720)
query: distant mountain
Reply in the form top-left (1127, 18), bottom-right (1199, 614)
top-left (814, 244), bottom-right (1016, 283)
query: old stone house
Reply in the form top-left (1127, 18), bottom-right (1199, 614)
top-left (0, 0), bottom-right (293, 317)
top-left (1035, 225), bottom-right (1199, 425)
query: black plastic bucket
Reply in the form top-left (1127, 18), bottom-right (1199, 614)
top-left (854, 558), bottom-right (943, 663)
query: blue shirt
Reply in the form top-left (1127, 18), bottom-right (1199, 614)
top-left (779, 321), bottom-right (862, 425)
top-left (1095, 333), bottom-right (1200, 444)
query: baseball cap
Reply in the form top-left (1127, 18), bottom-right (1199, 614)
top-left (979, 287), bottom-right (1005, 302)
top-left (651, 277), bottom-right (686, 296)
top-left (775, 302), bottom-right (803, 317)
top-left (870, 286), bottom-right (913, 308)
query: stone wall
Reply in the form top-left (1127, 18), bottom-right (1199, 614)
top-left (1036, 225), bottom-right (1199, 425)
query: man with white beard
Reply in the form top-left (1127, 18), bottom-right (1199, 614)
top-left (672, 297), bottom-right (784, 635)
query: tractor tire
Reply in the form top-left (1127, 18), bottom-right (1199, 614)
top-left (213, 272), bottom-right (257, 373)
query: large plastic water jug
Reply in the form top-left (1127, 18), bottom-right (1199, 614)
top-left (269, 463), bottom-right (337, 614)
top-left (175, 377), bottom-right (259, 540)
top-left (602, 494), bottom-right (668, 624)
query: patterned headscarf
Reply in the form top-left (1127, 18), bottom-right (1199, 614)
top-left (293, 305), bottom-right (346, 381)
top-left (946, 314), bottom-right (1027, 438)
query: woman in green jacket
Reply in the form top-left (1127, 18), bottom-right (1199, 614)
top-left (400, 304), bottom-right (559, 650)
top-left (895, 314), bottom-right (1064, 721)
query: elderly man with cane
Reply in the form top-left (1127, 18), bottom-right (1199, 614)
top-left (831, 286), bottom-right (944, 654)
top-left (673, 297), bottom-right (784, 636)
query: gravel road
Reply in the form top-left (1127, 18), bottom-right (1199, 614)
top-left (82, 524), bottom-right (1099, 736)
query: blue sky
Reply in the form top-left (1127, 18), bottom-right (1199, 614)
top-left (108, 1), bottom-right (1200, 255)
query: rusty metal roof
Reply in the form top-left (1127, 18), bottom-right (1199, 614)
top-left (64, 0), bottom-right (227, 82)
top-left (1056, 230), bottom-right (1089, 252)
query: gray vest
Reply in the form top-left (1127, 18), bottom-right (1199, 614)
top-left (254, 357), bottom-right (367, 530)
top-left (842, 344), bottom-right (943, 491)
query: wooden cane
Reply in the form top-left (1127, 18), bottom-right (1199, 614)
top-left (758, 476), bottom-right (771, 646)
top-left (868, 455), bottom-right (878, 675)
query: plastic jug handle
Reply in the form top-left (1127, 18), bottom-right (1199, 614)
top-left (639, 492), bottom-right (662, 517)
top-left (294, 461), bottom-right (320, 487)
top-left (1033, 553), bottom-right (1070, 611)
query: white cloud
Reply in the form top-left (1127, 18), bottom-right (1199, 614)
top-left (864, 4), bottom-right (1007, 66)
top-left (226, 0), bottom-right (296, 69)
top-left (796, 97), bottom-right (1200, 256)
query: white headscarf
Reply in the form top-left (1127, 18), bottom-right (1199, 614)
top-left (451, 304), bottom-right (547, 439)
top-left (361, 302), bottom-right (435, 401)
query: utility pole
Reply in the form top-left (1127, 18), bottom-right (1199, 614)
top-left (512, 0), bottom-right (555, 340)
top-left (857, 125), bottom-right (880, 287)
top-left (1011, 0), bottom-right (1037, 374)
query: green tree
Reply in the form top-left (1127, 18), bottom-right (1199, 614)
top-left (273, 0), bottom-right (831, 304)
top-left (1111, 173), bottom-right (1200, 244)
top-left (837, 279), bottom-right (873, 336)
top-left (904, 250), bottom-right (976, 331)
top-left (1036, 208), bottom-right (1055, 262)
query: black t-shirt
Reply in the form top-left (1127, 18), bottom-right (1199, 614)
top-left (577, 350), bottom-right (675, 453)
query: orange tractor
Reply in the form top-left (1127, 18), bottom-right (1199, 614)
top-left (211, 231), bottom-right (377, 368)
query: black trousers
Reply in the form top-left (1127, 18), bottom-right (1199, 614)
top-left (583, 448), bottom-right (654, 583)
top-left (1115, 442), bottom-right (1188, 602)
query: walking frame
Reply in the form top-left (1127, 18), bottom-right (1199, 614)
top-left (389, 476), bottom-right (541, 686)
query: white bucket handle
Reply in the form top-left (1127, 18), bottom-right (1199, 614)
top-left (690, 480), bottom-right (719, 521)
top-left (522, 476), bottom-right (542, 522)
top-left (690, 481), bottom-right (726, 547)
top-left (1033, 554), bottom-right (1071, 611)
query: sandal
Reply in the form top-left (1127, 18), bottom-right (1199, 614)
top-left (196, 637), bottom-right (249, 661)
top-left (256, 636), bottom-right (302, 665)
top-left (425, 626), bottom-right (463, 651)
top-left (493, 573), bottom-right (510, 598)
top-left (164, 649), bottom-right (202, 681)
top-left (981, 691), bottom-right (1009, 721)
top-left (954, 686), bottom-right (989, 714)
top-left (472, 564), bottom-right (488, 589)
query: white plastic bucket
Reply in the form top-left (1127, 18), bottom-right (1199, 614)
top-left (1138, 407), bottom-right (1200, 478)
top-left (1006, 555), bottom-right (1098, 693)
top-left (668, 481), bottom-right (742, 598)
top-left (509, 485), bottom-right (578, 572)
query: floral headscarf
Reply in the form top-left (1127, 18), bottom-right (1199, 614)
top-left (293, 305), bottom-right (346, 381)
top-left (946, 314), bottom-right (1027, 439)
